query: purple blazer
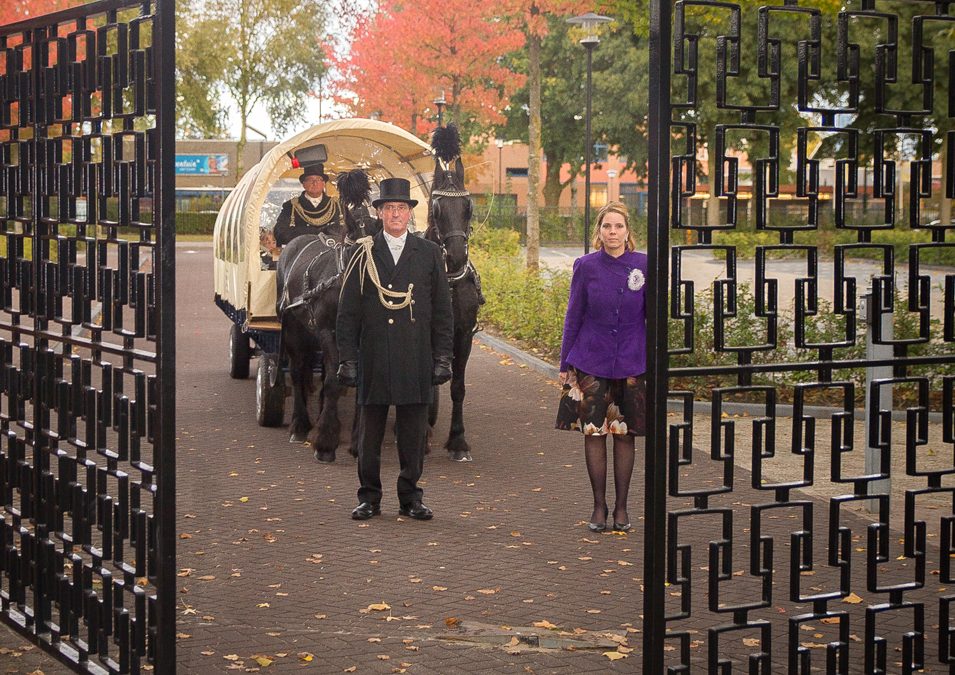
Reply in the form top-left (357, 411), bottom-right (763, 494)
top-left (559, 249), bottom-right (648, 379)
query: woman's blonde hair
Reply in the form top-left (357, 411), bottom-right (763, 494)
top-left (591, 201), bottom-right (636, 252)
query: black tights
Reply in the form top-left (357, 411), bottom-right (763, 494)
top-left (584, 434), bottom-right (636, 527)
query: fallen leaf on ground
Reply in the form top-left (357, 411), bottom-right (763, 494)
top-left (253, 655), bottom-right (273, 667)
top-left (842, 593), bottom-right (864, 604)
top-left (445, 617), bottom-right (461, 628)
top-left (367, 602), bottom-right (391, 611)
top-left (603, 651), bottom-right (627, 660)
top-left (532, 620), bottom-right (557, 629)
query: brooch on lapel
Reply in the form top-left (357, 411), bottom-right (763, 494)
top-left (628, 268), bottom-right (645, 291)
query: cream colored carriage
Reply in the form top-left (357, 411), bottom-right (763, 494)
top-left (213, 118), bottom-right (434, 425)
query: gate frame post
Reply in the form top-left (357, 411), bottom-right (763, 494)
top-left (154, 0), bottom-right (178, 671)
top-left (644, 0), bottom-right (671, 669)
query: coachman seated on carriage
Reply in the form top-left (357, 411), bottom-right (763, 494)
top-left (273, 162), bottom-right (344, 246)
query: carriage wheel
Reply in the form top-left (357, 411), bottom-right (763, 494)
top-left (229, 323), bottom-right (251, 379)
top-left (256, 354), bottom-right (285, 427)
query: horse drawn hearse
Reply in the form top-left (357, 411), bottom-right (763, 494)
top-left (213, 118), bottom-right (481, 462)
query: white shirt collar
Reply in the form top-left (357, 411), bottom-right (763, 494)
top-left (383, 230), bottom-right (408, 263)
top-left (383, 230), bottom-right (408, 247)
top-left (303, 193), bottom-right (323, 207)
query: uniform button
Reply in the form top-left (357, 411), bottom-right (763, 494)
top-left (387, 284), bottom-right (393, 289)
top-left (388, 300), bottom-right (394, 305)
top-left (388, 318), bottom-right (394, 325)
top-left (611, 329), bottom-right (617, 335)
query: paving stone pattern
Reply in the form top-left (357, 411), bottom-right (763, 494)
top-left (2, 245), bottom-right (951, 673)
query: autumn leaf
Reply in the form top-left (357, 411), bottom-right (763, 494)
top-left (343, 668), bottom-right (357, 673)
top-left (257, 603), bottom-right (270, 608)
top-left (476, 588), bottom-right (498, 595)
top-left (197, 575), bottom-right (216, 581)
top-left (842, 593), bottom-right (864, 604)
top-left (223, 655), bottom-right (240, 661)
top-left (742, 638), bottom-right (760, 647)
top-left (432, 586), bottom-right (448, 591)
top-left (603, 651), bottom-right (627, 660)
top-left (253, 655), bottom-right (273, 667)
top-left (367, 602), bottom-right (391, 611)
top-left (239, 497), bottom-right (249, 503)
top-left (298, 653), bottom-right (314, 662)
top-left (445, 617), bottom-right (461, 628)
top-left (532, 620), bottom-right (558, 629)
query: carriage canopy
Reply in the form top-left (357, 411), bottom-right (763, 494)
top-left (213, 118), bottom-right (434, 322)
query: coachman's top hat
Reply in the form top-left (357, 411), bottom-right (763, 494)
top-left (299, 163), bottom-right (329, 182)
top-left (373, 177), bottom-right (418, 208)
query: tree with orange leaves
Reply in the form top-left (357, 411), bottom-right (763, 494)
top-left (331, 0), bottom-right (525, 142)
top-left (0, 0), bottom-right (77, 26)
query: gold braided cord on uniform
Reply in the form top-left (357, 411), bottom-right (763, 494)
top-left (340, 236), bottom-right (414, 321)
top-left (291, 195), bottom-right (341, 228)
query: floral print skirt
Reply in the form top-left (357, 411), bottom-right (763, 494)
top-left (555, 367), bottom-right (646, 437)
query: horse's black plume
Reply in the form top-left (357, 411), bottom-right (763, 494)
top-left (431, 124), bottom-right (461, 162)
top-left (337, 169), bottom-right (371, 208)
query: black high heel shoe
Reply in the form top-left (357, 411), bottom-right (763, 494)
top-left (588, 506), bottom-right (609, 533)
top-left (612, 507), bottom-right (631, 532)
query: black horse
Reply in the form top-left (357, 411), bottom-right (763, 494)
top-left (277, 169), bottom-right (379, 461)
top-left (425, 125), bottom-right (483, 462)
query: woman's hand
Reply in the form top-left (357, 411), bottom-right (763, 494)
top-left (559, 371), bottom-right (569, 386)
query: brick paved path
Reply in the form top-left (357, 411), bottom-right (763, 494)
top-left (2, 244), bottom-right (951, 673)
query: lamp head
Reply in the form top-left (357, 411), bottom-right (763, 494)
top-left (495, 138), bottom-right (504, 149)
top-left (566, 11), bottom-right (614, 45)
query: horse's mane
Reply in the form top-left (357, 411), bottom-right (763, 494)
top-left (431, 124), bottom-right (461, 163)
top-left (337, 169), bottom-right (371, 209)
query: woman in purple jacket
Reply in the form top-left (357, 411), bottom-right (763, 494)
top-left (556, 201), bottom-right (647, 533)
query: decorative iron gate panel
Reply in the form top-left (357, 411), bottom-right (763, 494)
top-left (0, 0), bottom-right (175, 673)
top-left (644, 0), bottom-right (955, 671)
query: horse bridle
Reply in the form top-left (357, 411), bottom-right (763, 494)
top-left (343, 202), bottom-right (376, 243)
top-left (428, 186), bottom-right (473, 283)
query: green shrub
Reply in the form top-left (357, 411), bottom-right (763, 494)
top-left (176, 211), bottom-right (218, 235)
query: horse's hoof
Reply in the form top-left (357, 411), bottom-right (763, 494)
top-left (314, 449), bottom-right (336, 463)
top-left (289, 432), bottom-right (308, 444)
top-left (448, 450), bottom-right (472, 462)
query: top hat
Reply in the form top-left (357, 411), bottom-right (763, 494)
top-left (372, 177), bottom-right (418, 208)
top-left (299, 163), bottom-right (329, 182)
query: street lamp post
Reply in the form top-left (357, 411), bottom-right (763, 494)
top-left (434, 90), bottom-right (447, 128)
top-left (495, 138), bottom-right (505, 196)
top-left (567, 11), bottom-right (614, 254)
top-left (606, 168), bottom-right (617, 203)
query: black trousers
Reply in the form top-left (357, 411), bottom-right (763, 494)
top-left (356, 403), bottom-right (428, 507)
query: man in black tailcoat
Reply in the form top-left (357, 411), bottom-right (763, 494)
top-left (336, 177), bottom-right (453, 521)
top-left (273, 163), bottom-right (343, 246)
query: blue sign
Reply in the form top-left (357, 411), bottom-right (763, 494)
top-left (175, 154), bottom-right (229, 175)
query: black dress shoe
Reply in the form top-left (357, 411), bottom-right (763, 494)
top-left (398, 502), bottom-right (433, 520)
top-left (351, 502), bottom-right (381, 520)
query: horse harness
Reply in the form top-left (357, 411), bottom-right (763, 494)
top-left (281, 235), bottom-right (350, 321)
top-left (428, 184), bottom-right (476, 286)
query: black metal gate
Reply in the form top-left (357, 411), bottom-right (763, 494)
top-left (644, 0), bottom-right (955, 671)
top-left (0, 0), bottom-right (175, 673)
